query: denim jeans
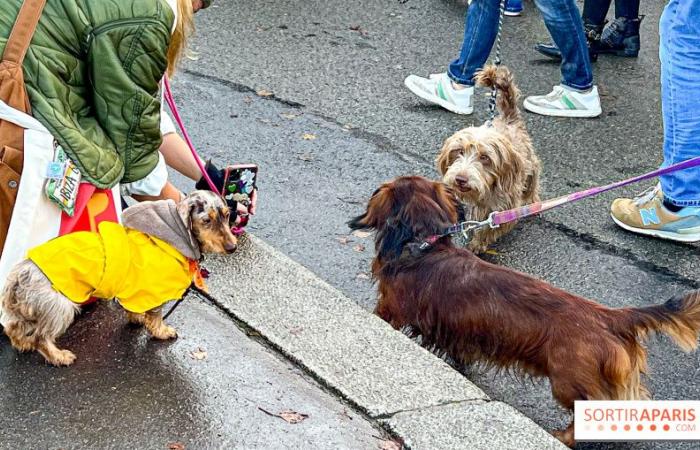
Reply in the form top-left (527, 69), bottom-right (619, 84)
top-left (448, 0), bottom-right (593, 90)
top-left (659, 0), bottom-right (700, 207)
top-left (583, 0), bottom-right (640, 25)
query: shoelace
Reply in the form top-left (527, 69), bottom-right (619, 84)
top-left (633, 184), bottom-right (660, 206)
top-left (544, 86), bottom-right (566, 102)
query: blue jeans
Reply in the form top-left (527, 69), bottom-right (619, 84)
top-left (448, 0), bottom-right (593, 91)
top-left (659, 0), bottom-right (700, 207)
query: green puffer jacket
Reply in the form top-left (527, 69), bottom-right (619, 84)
top-left (0, 0), bottom-right (174, 187)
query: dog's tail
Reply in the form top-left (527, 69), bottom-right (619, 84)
top-left (613, 291), bottom-right (700, 352)
top-left (474, 65), bottom-right (520, 123)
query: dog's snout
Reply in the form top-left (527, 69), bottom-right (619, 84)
top-left (455, 175), bottom-right (470, 190)
top-left (224, 242), bottom-right (238, 254)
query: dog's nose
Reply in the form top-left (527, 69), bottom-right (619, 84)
top-left (224, 242), bottom-right (238, 253)
top-left (455, 175), bottom-right (470, 190)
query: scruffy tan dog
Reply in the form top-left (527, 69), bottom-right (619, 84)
top-left (436, 65), bottom-right (541, 253)
top-left (0, 191), bottom-right (237, 366)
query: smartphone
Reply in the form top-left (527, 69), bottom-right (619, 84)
top-left (222, 164), bottom-right (258, 209)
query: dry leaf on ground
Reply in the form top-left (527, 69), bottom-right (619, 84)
top-left (353, 244), bottom-right (366, 252)
top-left (337, 236), bottom-right (351, 245)
top-left (190, 348), bottom-right (207, 360)
top-left (278, 410), bottom-right (309, 424)
top-left (281, 112), bottom-right (299, 119)
top-left (351, 230), bottom-right (371, 239)
top-left (378, 439), bottom-right (401, 450)
top-left (302, 133), bottom-right (317, 140)
top-left (356, 272), bottom-right (370, 280)
top-left (256, 89), bottom-right (274, 97)
top-left (167, 442), bottom-right (186, 450)
top-left (258, 407), bottom-right (309, 424)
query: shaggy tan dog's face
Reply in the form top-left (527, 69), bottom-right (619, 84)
top-left (437, 127), bottom-right (520, 203)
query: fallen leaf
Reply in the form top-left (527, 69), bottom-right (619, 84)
top-left (353, 244), bottom-right (366, 253)
top-left (281, 112), bottom-right (299, 119)
top-left (351, 230), bottom-right (371, 239)
top-left (256, 89), bottom-right (274, 97)
top-left (349, 24), bottom-right (361, 31)
top-left (185, 54), bottom-right (200, 61)
top-left (356, 272), bottom-right (370, 280)
top-left (378, 439), bottom-right (401, 450)
top-left (302, 133), bottom-right (317, 140)
top-left (337, 236), bottom-right (350, 245)
top-left (298, 152), bottom-right (314, 162)
top-left (289, 326), bottom-right (304, 336)
top-left (190, 347), bottom-right (207, 360)
top-left (279, 410), bottom-right (309, 424)
top-left (167, 442), bottom-right (186, 450)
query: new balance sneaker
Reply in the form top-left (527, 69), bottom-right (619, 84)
top-left (524, 85), bottom-right (602, 118)
top-left (610, 185), bottom-right (700, 242)
top-left (404, 73), bottom-right (474, 115)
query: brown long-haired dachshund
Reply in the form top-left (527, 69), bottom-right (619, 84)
top-left (349, 176), bottom-right (700, 447)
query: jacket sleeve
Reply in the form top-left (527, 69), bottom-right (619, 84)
top-left (87, 20), bottom-right (171, 184)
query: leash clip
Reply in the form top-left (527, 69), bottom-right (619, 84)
top-left (458, 217), bottom-right (494, 243)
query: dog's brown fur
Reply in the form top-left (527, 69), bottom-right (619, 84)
top-left (349, 176), bottom-right (700, 447)
top-left (436, 66), bottom-right (541, 253)
top-left (1, 191), bottom-right (237, 366)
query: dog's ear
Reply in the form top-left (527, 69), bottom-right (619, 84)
top-left (492, 138), bottom-right (525, 194)
top-left (436, 145), bottom-right (452, 176)
top-left (177, 194), bottom-right (205, 231)
top-left (377, 218), bottom-right (414, 260)
top-left (348, 186), bottom-right (391, 230)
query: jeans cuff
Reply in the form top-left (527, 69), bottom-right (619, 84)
top-left (663, 194), bottom-right (700, 208)
top-left (447, 69), bottom-right (475, 87)
top-left (561, 80), bottom-right (594, 92)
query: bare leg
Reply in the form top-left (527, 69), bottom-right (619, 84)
top-left (143, 308), bottom-right (177, 340)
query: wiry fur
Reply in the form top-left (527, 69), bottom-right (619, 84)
top-left (436, 65), bottom-right (541, 253)
top-left (349, 176), bottom-right (700, 447)
top-left (1, 191), bottom-right (237, 366)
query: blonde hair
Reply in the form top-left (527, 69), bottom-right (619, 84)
top-left (166, 0), bottom-right (194, 77)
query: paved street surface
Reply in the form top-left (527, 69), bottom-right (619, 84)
top-left (0, 300), bottom-right (385, 449)
top-left (2, 1), bottom-right (698, 449)
top-left (170, 1), bottom-right (694, 449)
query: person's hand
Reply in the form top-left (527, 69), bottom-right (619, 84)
top-left (248, 189), bottom-right (258, 216)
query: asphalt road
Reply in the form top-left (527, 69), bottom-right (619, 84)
top-left (165, 1), bottom-right (699, 449)
top-left (0, 299), bottom-right (385, 449)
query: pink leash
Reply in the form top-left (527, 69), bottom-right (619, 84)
top-left (162, 75), bottom-right (219, 193)
top-left (163, 75), bottom-right (248, 235)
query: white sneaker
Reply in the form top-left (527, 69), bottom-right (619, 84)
top-left (404, 73), bottom-right (474, 115)
top-left (523, 85), bottom-right (602, 118)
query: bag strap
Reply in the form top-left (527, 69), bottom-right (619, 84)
top-left (2, 0), bottom-right (47, 65)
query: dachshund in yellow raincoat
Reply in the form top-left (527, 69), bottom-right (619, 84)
top-left (0, 191), bottom-right (237, 366)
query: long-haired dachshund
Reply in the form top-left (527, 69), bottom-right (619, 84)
top-left (1, 191), bottom-right (237, 366)
top-left (349, 176), bottom-right (700, 447)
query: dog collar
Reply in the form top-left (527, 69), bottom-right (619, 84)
top-left (417, 216), bottom-right (495, 252)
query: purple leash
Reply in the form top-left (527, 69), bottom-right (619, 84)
top-left (422, 156), bottom-right (700, 247)
top-left (490, 156), bottom-right (700, 227)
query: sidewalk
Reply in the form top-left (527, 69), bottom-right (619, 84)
top-left (0, 299), bottom-right (387, 449)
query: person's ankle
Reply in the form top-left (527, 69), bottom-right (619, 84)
top-left (561, 84), bottom-right (593, 94)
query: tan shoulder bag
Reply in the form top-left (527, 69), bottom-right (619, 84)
top-left (0, 0), bottom-right (47, 255)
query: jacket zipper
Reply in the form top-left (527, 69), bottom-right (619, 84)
top-left (85, 18), bottom-right (164, 51)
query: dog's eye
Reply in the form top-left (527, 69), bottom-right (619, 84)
top-left (479, 154), bottom-right (491, 164)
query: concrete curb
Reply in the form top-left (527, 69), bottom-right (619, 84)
top-left (202, 234), bottom-right (566, 449)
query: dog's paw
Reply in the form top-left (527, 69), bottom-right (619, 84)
top-left (126, 312), bottom-right (146, 325)
top-left (48, 349), bottom-right (77, 366)
top-left (151, 325), bottom-right (178, 340)
top-left (552, 428), bottom-right (575, 448)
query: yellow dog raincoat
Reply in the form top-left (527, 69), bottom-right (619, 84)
top-left (27, 200), bottom-right (202, 314)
